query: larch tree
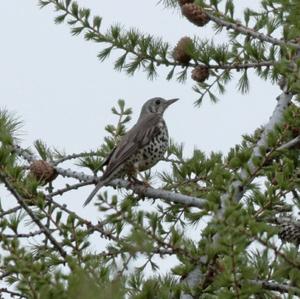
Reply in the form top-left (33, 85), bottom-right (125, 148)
top-left (1, 0), bottom-right (300, 298)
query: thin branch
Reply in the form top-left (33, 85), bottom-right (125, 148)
top-left (53, 150), bottom-right (100, 165)
top-left (1, 229), bottom-right (54, 239)
top-left (206, 12), bottom-right (300, 49)
top-left (250, 280), bottom-right (300, 296)
top-left (13, 145), bottom-right (36, 163)
top-left (0, 206), bottom-right (22, 218)
top-left (49, 181), bottom-right (91, 197)
top-left (0, 288), bottom-right (27, 299)
top-left (254, 234), bottom-right (300, 270)
top-left (54, 166), bottom-right (206, 208)
top-left (277, 135), bottom-right (300, 150)
top-left (0, 173), bottom-right (67, 259)
top-left (44, 195), bottom-right (118, 241)
top-left (208, 61), bottom-right (274, 70)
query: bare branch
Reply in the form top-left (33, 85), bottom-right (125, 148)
top-left (208, 61), bottom-right (274, 70)
top-left (53, 150), bottom-right (100, 165)
top-left (0, 206), bottom-right (22, 218)
top-left (1, 229), bottom-right (53, 239)
top-left (54, 166), bottom-right (207, 208)
top-left (277, 135), bottom-right (300, 150)
top-left (49, 181), bottom-right (91, 197)
top-left (206, 12), bottom-right (300, 49)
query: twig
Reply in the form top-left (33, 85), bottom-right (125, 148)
top-left (44, 195), bottom-right (118, 241)
top-left (1, 229), bottom-right (53, 238)
top-left (0, 173), bottom-right (67, 259)
top-left (206, 12), bottom-right (300, 49)
top-left (12, 145), bottom-right (36, 163)
top-left (0, 206), bottom-right (22, 218)
top-left (277, 135), bottom-right (300, 150)
top-left (53, 151), bottom-right (100, 165)
top-left (0, 288), bottom-right (27, 298)
top-left (208, 61), bottom-right (274, 70)
top-left (49, 181), bottom-right (91, 197)
top-left (249, 279), bottom-right (300, 296)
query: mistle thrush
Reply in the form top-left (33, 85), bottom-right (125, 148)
top-left (83, 97), bottom-right (178, 206)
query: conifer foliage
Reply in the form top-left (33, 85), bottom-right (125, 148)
top-left (1, 1), bottom-right (300, 298)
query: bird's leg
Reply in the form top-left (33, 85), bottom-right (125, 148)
top-left (137, 173), bottom-right (151, 188)
top-left (128, 175), bottom-right (144, 185)
top-left (128, 174), bottom-right (151, 188)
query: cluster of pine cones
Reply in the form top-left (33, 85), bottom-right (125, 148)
top-left (172, 0), bottom-right (210, 83)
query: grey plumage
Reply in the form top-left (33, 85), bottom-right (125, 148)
top-left (83, 97), bottom-right (178, 206)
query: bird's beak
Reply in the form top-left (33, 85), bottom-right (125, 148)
top-left (166, 98), bottom-right (179, 106)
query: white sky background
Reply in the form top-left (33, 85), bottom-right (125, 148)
top-left (0, 0), bottom-right (282, 280)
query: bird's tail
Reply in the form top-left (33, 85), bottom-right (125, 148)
top-left (83, 180), bottom-right (105, 207)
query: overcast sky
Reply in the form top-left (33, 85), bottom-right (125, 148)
top-left (0, 1), bottom-right (278, 156)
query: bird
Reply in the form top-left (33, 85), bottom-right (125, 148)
top-left (83, 97), bottom-right (178, 206)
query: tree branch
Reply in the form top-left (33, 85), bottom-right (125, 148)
top-left (249, 280), bottom-right (300, 296)
top-left (206, 12), bottom-right (300, 49)
top-left (54, 166), bottom-right (206, 208)
top-left (13, 143), bottom-right (205, 209)
top-left (1, 229), bottom-right (53, 239)
top-left (44, 194), bottom-right (119, 241)
top-left (231, 92), bottom-right (293, 202)
top-left (0, 288), bottom-right (27, 299)
top-left (0, 173), bottom-right (67, 259)
top-left (180, 91), bottom-right (293, 298)
top-left (53, 150), bottom-right (100, 165)
top-left (0, 206), bottom-right (22, 218)
top-left (208, 61), bottom-right (274, 70)
top-left (277, 135), bottom-right (300, 150)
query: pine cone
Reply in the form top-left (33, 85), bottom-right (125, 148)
top-left (173, 37), bottom-right (194, 64)
top-left (191, 65), bottom-right (209, 82)
top-left (181, 3), bottom-right (210, 27)
top-left (178, 0), bottom-right (194, 6)
top-left (279, 220), bottom-right (300, 245)
top-left (29, 160), bottom-right (57, 184)
top-left (291, 126), bottom-right (300, 138)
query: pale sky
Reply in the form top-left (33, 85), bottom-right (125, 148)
top-left (0, 0), bottom-right (281, 282)
top-left (0, 1), bottom-right (278, 156)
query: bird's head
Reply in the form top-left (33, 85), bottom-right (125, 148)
top-left (139, 97), bottom-right (179, 118)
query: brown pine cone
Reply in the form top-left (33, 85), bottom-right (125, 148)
top-left (291, 127), bottom-right (300, 137)
top-left (279, 220), bottom-right (300, 245)
top-left (191, 65), bottom-right (209, 82)
top-left (181, 3), bottom-right (210, 27)
top-left (173, 37), bottom-right (194, 64)
top-left (178, 0), bottom-right (194, 6)
top-left (29, 160), bottom-right (57, 184)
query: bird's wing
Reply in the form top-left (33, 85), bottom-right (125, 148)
top-left (101, 114), bottom-right (162, 180)
top-left (101, 146), bottom-right (116, 167)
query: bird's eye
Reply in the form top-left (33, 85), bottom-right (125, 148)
top-left (155, 99), bottom-right (161, 105)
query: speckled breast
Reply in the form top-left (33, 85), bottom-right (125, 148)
top-left (125, 120), bottom-right (169, 173)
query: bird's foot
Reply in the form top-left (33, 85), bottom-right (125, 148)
top-left (128, 176), bottom-right (151, 188)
